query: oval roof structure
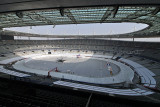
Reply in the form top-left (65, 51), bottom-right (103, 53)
top-left (4, 23), bottom-right (148, 36)
top-left (0, 6), bottom-right (160, 38)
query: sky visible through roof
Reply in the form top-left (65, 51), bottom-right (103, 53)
top-left (4, 23), bottom-right (160, 42)
top-left (5, 23), bottom-right (147, 35)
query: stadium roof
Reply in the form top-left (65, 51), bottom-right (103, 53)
top-left (0, 0), bottom-right (160, 38)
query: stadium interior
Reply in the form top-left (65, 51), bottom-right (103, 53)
top-left (0, 0), bottom-right (160, 107)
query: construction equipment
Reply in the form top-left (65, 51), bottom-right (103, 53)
top-left (47, 67), bottom-right (58, 78)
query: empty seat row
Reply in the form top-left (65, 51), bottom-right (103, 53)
top-left (119, 58), bottom-right (156, 88)
top-left (53, 81), bottom-right (154, 96)
top-left (0, 66), bottom-right (30, 77)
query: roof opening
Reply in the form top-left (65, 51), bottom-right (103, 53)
top-left (4, 23), bottom-right (148, 35)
